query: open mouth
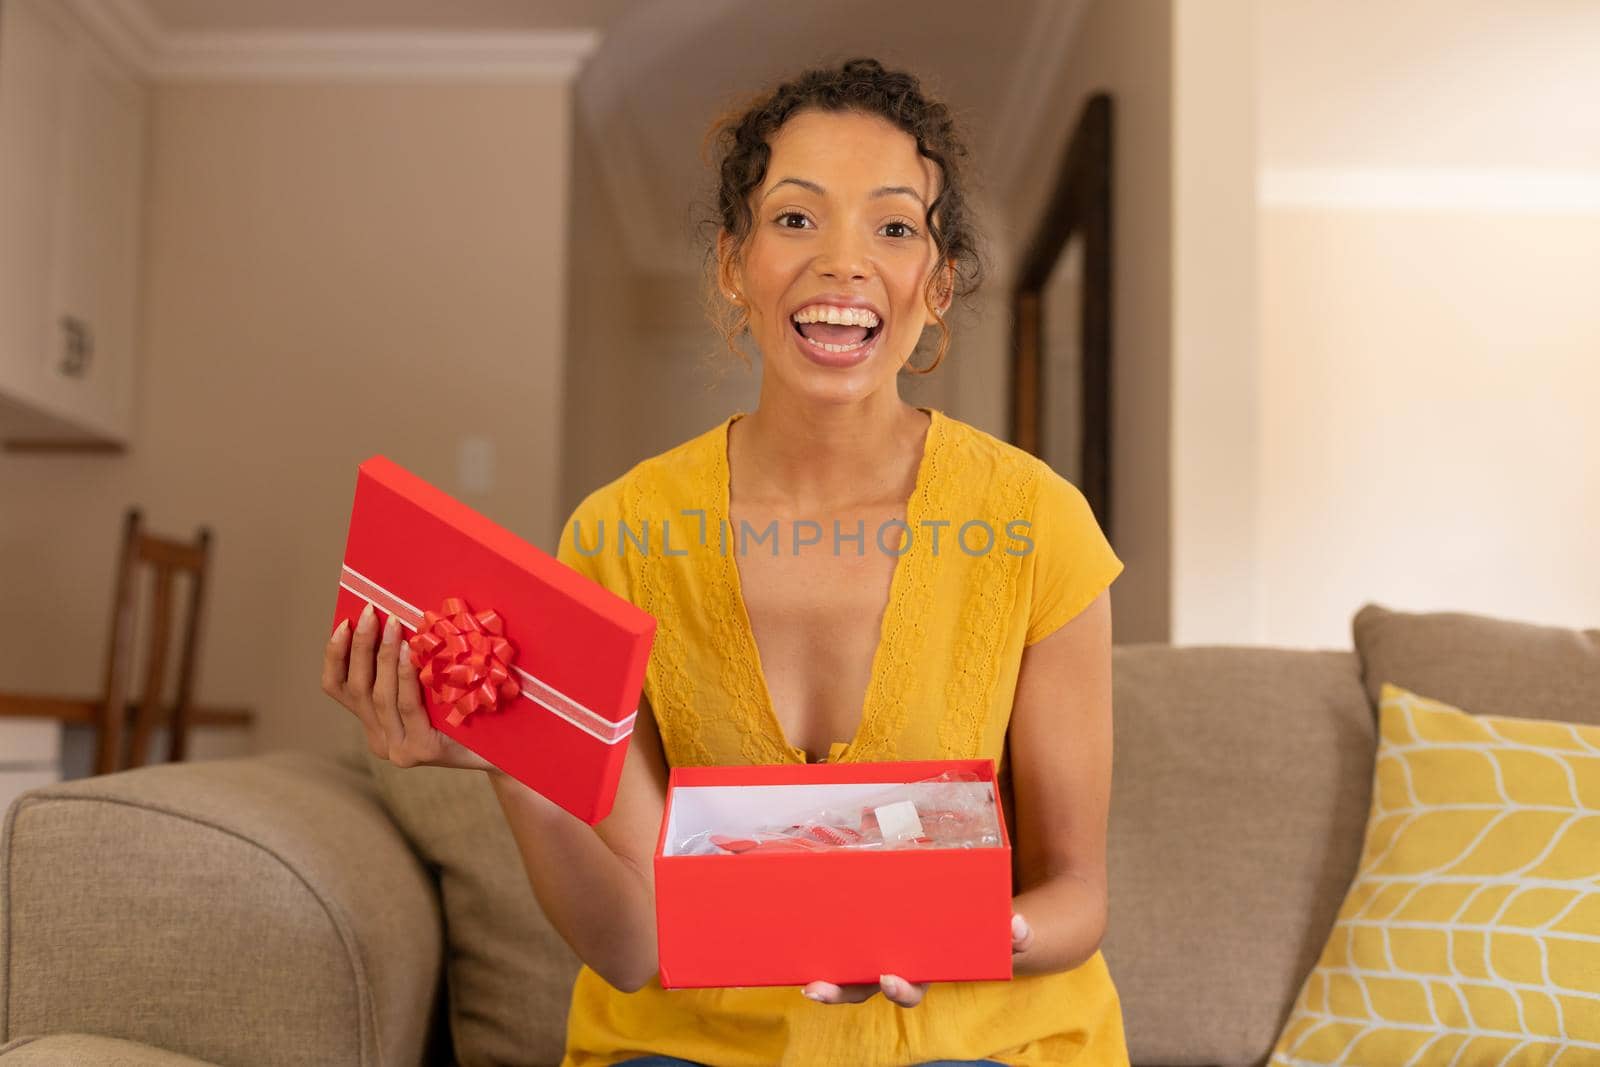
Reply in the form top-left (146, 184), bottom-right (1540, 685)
top-left (790, 318), bottom-right (883, 354)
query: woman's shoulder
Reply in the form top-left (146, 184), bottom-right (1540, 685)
top-left (933, 409), bottom-right (1074, 509)
top-left (936, 409), bottom-right (1043, 471)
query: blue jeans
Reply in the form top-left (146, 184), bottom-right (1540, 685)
top-left (614, 1059), bottom-right (1006, 1066)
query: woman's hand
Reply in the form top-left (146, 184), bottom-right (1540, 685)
top-left (800, 911), bottom-right (1034, 1007)
top-left (322, 602), bottom-right (497, 774)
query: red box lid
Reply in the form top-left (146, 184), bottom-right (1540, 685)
top-left (653, 759), bottom-right (1013, 988)
top-left (333, 455), bottom-right (655, 824)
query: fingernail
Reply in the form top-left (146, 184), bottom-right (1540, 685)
top-left (358, 603), bottom-right (375, 630)
top-left (1013, 913), bottom-right (1030, 940)
top-left (382, 615), bottom-right (398, 645)
top-left (333, 619), bottom-right (350, 640)
top-left (879, 975), bottom-right (896, 994)
top-left (803, 989), bottom-right (823, 1001)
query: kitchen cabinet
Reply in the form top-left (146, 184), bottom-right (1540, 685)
top-left (0, 0), bottom-right (146, 450)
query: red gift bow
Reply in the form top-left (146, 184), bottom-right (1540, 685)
top-left (406, 596), bottom-right (522, 727)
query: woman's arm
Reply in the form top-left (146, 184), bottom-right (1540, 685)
top-left (488, 690), bottom-right (669, 993)
top-left (1007, 587), bottom-right (1115, 977)
top-left (803, 587), bottom-right (1115, 1007)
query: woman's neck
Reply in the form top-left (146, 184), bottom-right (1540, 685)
top-left (730, 395), bottom-right (931, 514)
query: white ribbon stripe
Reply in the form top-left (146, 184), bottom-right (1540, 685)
top-left (339, 563), bottom-right (637, 746)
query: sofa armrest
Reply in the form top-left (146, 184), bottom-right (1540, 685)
top-left (0, 1033), bottom-right (220, 1065)
top-left (1, 751), bottom-right (442, 1067)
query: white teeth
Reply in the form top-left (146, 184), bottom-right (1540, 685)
top-left (791, 304), bottom-right (881, 328)
top-left (801, 335), bottom-right (873, 353)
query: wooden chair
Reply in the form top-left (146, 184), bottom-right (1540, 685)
top-left (0, 507), bottom-right (253, 774)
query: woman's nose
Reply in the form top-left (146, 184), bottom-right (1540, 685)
top-left (816, 226), bottom-right (869, 281)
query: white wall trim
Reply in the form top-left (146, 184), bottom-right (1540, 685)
top-left (1262, 168), bottom-right (1600, 214)
top-left (985, 0), bottom-right (1091, 198)
top-left (63, 0), bottom-right (598, 83)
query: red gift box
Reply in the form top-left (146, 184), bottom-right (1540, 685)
top-left (332, 455), bottom-right (655, 825)
top-left (653, 758), bottom-right (1014, 988)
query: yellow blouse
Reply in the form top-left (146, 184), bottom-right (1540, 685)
top-left (555, 406), bottom-right (1128, 1067)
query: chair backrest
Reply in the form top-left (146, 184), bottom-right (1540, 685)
top-left (96, 507), bottom-right (213, 774)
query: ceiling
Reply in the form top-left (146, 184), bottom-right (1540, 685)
top-left (572, 0), bottom-right (1084, 272)
top-left (125, 0), bottom-right (1086, 274)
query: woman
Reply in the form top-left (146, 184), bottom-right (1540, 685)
top-left (323, 58), bottom-right (1128, 1067)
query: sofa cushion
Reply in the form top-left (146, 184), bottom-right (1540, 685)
top-left (1102, 645), bottom-right (1376, 1067)
top-left (367, 755), bottom-right (581, 1067)
top-left (0, 1033), bottom-right (220, 1065)
top-left (1268, 683), bottom-right (1600, 1064)
top-left (1353, 602), bottom-right (1600, 726)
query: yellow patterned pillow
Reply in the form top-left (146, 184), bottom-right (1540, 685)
top-left (1268, 682), bottom-right (1600, 1066)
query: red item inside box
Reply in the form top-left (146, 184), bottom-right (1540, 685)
top-left (675, 769), bottom-right (1004, 855)
top-left (653, 759), bottom-right (1015, 989)
top-left (332, 455), bottom-right (655, 825)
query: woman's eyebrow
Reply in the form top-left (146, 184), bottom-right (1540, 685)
top-left (761, 176), bottom-right (926, 207)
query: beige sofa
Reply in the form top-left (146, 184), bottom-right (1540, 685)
top-left (3, 604), bottom-right (1595, 1067)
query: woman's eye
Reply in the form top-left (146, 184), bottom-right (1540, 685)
top-left (772, 213), bottom-right (919, 238)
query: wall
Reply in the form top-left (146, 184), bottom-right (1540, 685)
top-left (0, 81), bottom-right (575, 761)
top-left (559, 108), bottom-right (764, 522)
top-left (561, 108), bottom-right (652, 515)
top-left (994, 0), bottom-right (1600, 648)
top-left (1169, 0), bottom-right (1259, 645)
top-left (1256, 0), bottom-right (1600, 645)
top-left (991, 0), bottom-right (1174, 644)
top-left (1258, 209), bottom-right (1600, 645)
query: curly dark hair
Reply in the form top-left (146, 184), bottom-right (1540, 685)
top-left (697, 57), bottom-right (985, 376)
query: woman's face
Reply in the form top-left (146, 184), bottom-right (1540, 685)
top-left (724, 108), bottom-right (952, 402)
